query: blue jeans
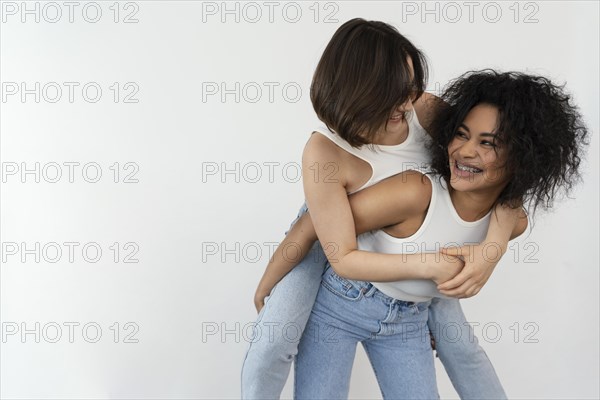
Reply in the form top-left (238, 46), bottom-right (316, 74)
top-left (240, 204), bottom-right (507, 399)
top-left (241, 203), bottom-right (325, 399)
top-left (295, 265), bottom-right (438, 399)
top-left (427, 297), bottom-right (506, 398)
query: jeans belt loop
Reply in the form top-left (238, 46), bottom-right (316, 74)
top-left (363, 283), bottom-right (378, 298)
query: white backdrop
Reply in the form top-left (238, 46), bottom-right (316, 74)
top-left (1, 1), bottom-right (598, 399)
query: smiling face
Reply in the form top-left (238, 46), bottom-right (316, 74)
top-left (374, 56), bottom-right (416, 140)
top-left (448, 103), bottom-right (511, 193)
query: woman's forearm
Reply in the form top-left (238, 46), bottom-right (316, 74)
top-left (255, 213), bottom-right (319, 299)
top-left (255, 215), bottom-right (435, 295)
top-left (330, 250), bottom-right (436, 282)
top-left (486, 205), bottom-right (522, 255)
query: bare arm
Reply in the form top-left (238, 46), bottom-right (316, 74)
top-left (255, 171), bottom-right (426, 300)
top-left (416, 92), bottom-right (529, 298)
top-left (438, 204), bottom-right (528, 298)
top-left (254, 211), bottom-right (319, 311)
top-left (254, 162), bottom-right (451, 311)
top-left (303, 145), bottom-right (439, 282)
top-left (413, 91), bottom-right (444, 135)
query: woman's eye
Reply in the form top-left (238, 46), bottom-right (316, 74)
top-left (455, 131), bottom-right (468, 139)
top-left (481, 141), bottom-right (496, 147)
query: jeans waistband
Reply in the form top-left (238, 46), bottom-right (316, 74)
top-left (324, 263), bottom-right (416, 306)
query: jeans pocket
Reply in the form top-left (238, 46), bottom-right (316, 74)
top-left (321, 268), bottom-right (363, 301)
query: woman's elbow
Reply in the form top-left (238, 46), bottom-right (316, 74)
top-left (329, 261), bottom-right (355, 280)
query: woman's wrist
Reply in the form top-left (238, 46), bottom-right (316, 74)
top-left (400, 253), bottom-right (434, 280)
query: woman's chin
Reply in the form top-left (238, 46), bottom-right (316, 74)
top-left (449, 174), bottom-right (480, 192)
top-left (383, 121), bottom-right (408, 139)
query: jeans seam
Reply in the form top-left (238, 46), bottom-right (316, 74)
top-left (374, 302), bottom-right (396, 337)
top-left (293, 353), bottom-right (298, 399)
top-left (254, 280), bottom-right (280, 327)
top-left (241, 280), bottom-right (281, 398)
top-left (320, 279), bottom-right (364, 302)
top-left (428, 298), bottom-right (506, 399)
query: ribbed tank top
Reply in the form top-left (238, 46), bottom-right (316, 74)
top-left (357, 170), bottom-right (492, 302)
top-left (313, 110), bottom-right (431, 194)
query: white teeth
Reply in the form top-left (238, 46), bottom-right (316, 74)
top-left (456, 162), bottom-right (482, 173)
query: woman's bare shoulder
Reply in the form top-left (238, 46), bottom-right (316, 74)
top-left (302, 130), bottom-right (346, 164)
top-left (413, 92), bottom-right (444, 133)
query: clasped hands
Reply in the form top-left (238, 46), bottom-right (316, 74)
top-left (430, 241), bottom-right (502, 299)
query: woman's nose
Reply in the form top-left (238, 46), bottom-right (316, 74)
top-left (458, 139), bottom-right (477, 158)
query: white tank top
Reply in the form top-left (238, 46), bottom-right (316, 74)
top-left (357, 171), bottom-right (492, 302)
top-left (313, 110), bottom-right (431, 194)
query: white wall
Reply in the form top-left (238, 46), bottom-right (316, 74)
top-left (1, 1), bottom-right (598, 399)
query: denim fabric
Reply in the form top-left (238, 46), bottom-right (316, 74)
top-left (241, 203), bottom-right (507, 399)
top-left (294, 265), bottom-right (439, 399)
top-left (241, 203), bottom-right (328, 399)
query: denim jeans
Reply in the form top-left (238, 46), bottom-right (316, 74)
top-left (240, 203), bottom-right (507, 399)
top-left (241, 203), bottom-right (326, 399)
top-left (427, 297), bottom-right (506, 399)
top-left (295, 265), bottom-right (438, 399)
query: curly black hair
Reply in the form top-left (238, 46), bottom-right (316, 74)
top-left (428, 69), bottom-right (589, 214)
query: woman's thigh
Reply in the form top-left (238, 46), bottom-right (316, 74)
top-left (294, 280), bottom-right (364, 399)
top-left (427, 297), bottom-right (506, 399)
top-left (296, 267), bottom-right (437, 398)
top-left (295, 267), bottom-right (384, 398)
top-left (248, 202), bottom-right (326, 350)
top-left (241, 203), bottom-right (328, 398)
top-left (362, 300), bottom-right (439, 399)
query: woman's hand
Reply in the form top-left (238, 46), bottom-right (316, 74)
top-left (425, 252), bottom-right (465, 285)
top-left (437, 241), bottom-right (502, 298)
top-left (438, 205), bottom-right (525, 299)
top-left (250, 212), bottom-right (320, 315)
top-left (254, 286), bottom-right (271, 313)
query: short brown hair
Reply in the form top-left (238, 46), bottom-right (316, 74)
top-left (311, 18), bottom-right (428, 147)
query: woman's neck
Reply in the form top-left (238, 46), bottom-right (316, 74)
top-left (371, 121), bottom-right (409, 146)
top-left (448, 186), bottom-right (504, 222)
